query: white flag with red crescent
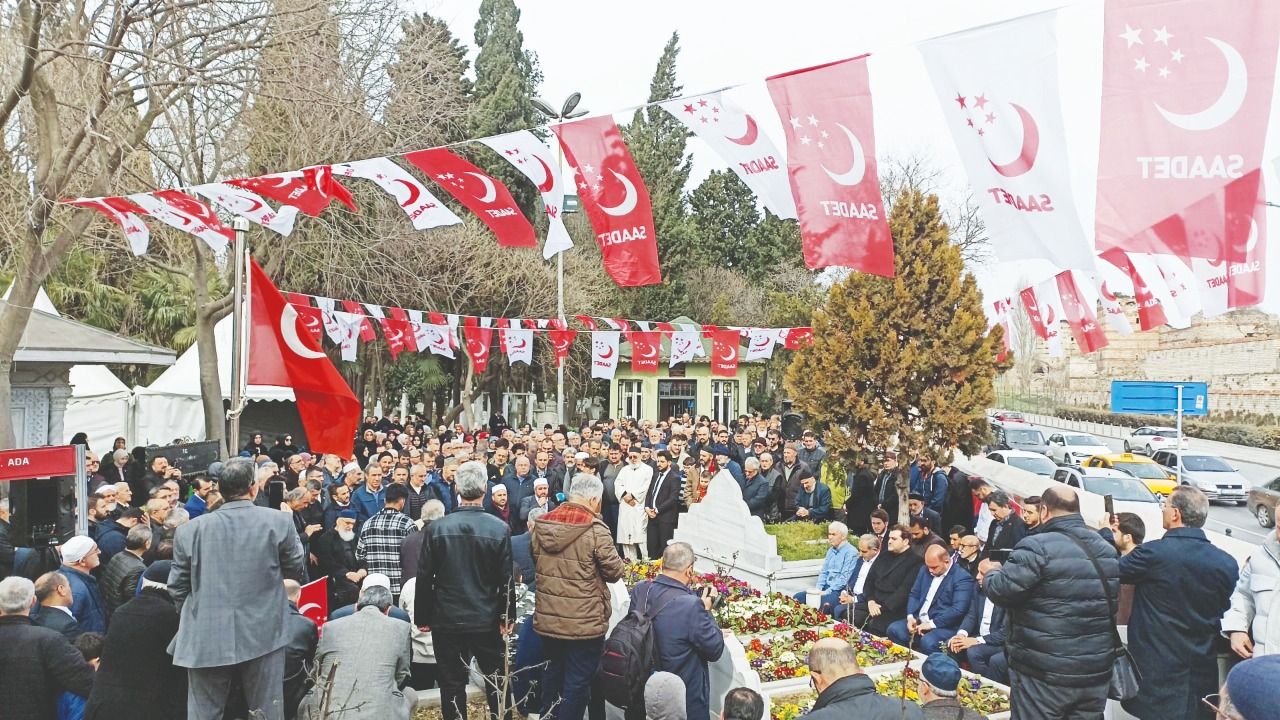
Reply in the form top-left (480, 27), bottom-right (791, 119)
top-left (504, 327), bottom-right (534, 366)
top-left (129, 191), bottom-right (234, 253)
top-left (1093, 276), bottom-right (1133, 336)
top-left (331, 157), bottom-right (462, 230)
top-left (660, 91), bottom-right (796, 220)
top-left (193, 182), bottom-right (298, 236)
top-left (479, 130), bottom-right (574, 259)
top-left (332, 311), bottom-right (366, 362)
top-left (591, 331), bottom-right (620, 379)
top-left (68, 197), bottom-right (152, 255)
top-left (745, 327), bottom-right (781, 361)
top-left (669, 329), bottom-right (701, 367)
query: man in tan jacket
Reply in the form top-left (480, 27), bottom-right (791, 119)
top-left (531, 473), bottom-right (626, 720)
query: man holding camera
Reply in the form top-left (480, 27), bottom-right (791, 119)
top-left (627, 542), bottom-right (727, 720)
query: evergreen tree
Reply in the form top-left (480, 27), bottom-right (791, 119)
top-left (785, 188), bottom-right (1001, 471)
top-left (686, 169), bottom-right (759, 269)
top-left (385, 12), bottom-right (474, 149)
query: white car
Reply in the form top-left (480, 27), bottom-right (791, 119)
top-left (988, 449), bottom-right (1059, 477)
top-left (1123, 426), bottom-right (1190, 455)
top-left (1052, 466), bottom-right (1162, 513)
top-left (1151, 449), bottom-right (1250, 505)
top-left (1046, 432), bottom-right (1112, 465)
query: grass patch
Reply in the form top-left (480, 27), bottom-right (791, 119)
top-left (765, 522), bottom-right (831, 562)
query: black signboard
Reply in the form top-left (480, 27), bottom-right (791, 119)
top-left (146, 440), bottom-right (222, 478)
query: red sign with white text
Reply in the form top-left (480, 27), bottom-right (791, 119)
top-left (0, 446), bottom-right (77, 482)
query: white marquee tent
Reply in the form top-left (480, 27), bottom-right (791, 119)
top-left (133, 315), bottom-right (292, 444)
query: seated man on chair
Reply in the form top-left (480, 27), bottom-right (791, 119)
top-left (947, 558), bottom-right (1009, 684)
top-left (793, 522), bottom-right (857, 613)
top-left (887, 544), bottom-right (975, 654)
top-left (833, 533), bottom-right (880, 622)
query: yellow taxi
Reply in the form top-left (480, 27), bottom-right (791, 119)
top-left (1083, 453), bottom-right (1177, 500)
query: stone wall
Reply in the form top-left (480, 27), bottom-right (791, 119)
top-left (1018, 302), bottom-right (1280, 416)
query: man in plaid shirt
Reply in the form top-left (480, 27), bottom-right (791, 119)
top-left (357, 483), bottom-right (416, 598)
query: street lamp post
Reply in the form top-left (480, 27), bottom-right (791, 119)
top-left (533, 93), bottom-right (588, 429)
top-left (228, 216), bottom-right (250, 456)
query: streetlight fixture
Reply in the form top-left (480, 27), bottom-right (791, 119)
top-left (533, 93), bottom-right (588, 428)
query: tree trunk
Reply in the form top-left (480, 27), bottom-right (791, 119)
top-left (896, 464), bottom-right (911, 525)
top-left (442, 363), bottom-right (485, 427)
top-left (191, 242), bottom-right (229, 455)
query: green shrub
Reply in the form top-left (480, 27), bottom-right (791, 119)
top-left (765, 522), bottom-right (830, 562)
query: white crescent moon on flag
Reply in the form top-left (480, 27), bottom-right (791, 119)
top-left (298, 603), bottom-right (322, 615)
top-left (1246, 217), bottom-right (1259, 253)
top-left (465, 172), bottom-right (498, 203)
top-left (989, 104), bottom-right (1040, 178)
top-left (281, 304), bottom-right (327, 359)
top-left (820, 123), bottom-right (867, 187)
top-left (533, 156), bottom-right (556, 193)
top-left (723, 344), bottom-right (738, 363)
top-left (1155, 37), bottom-right (1247, 132)
top-left (599, 170), bottom-right (638, 217)
top-left (724, 114), bottom-right (760, 146)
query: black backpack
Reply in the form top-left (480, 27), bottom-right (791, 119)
top-left (595, 583), bottom-right (676, 709)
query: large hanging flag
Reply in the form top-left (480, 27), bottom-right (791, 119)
top-left (404, 148), bottom-right (536, 248)
top-left (69, 196), bottom-right (151, 255)
top-left (504, 326), bottom-right (534, 366)
top-left (548, 322), bottom-right (577, 368)
top-left (332, 157), bottom-right (463, 230)
top-left (708, 328), bottom-right (741, 377)
top-left (228, 166), bottom-right (358, 217)
top-left (1056, 271), bottom-right (1110, 353)
top-left (920, 11), bottom-right (1095, 272)
top-left (553, 115), bottom-right (662, 287)
top-left (478, 130), bottom-right (574, 259)
top-left (591, 331), bottom-right (621, 379)
top-left (247, 260), bottom-right (360, 456)
top-left (766, 56), bottom-right (893, 276)
top-left (127, 191), bottom-right (234, 253)
top-left (660, 91), bottom-right (797, 220)
top-left (1095, 0), bottom-right (1280, 263)
top-left (193, 183), bottom-right (298, 236)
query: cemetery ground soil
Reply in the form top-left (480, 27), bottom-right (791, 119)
top-left (415, 700), bottom-right (517, 719)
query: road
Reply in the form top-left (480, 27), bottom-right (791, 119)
top-left (1029, 424), bottom-right (1274, 544)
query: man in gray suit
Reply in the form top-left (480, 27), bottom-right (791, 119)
top-left (297, 584), bottom-right (413, 719)
top-left (168, 457), bottom-right (306, 720)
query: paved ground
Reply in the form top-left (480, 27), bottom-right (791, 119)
top-left (1026, 419), bottom-right (1274, 544)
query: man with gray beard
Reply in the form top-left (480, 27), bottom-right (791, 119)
top-left (313, 509), bottom-right (366, 607)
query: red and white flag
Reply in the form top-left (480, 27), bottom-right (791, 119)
top-left (404, 148), bottom-right (536, 248)
top-left (479, 130), bottom-right (574, 259)
top-left (745, 328), bottom-right (782, 361)
top-left (284, 293), bottom-right (326, 345)
top-left (1228, 186), bottom-right (1267, 309)
top-left (247, 260), bottom-right (360, 456)
top-left (548, 323), bottom-right (577, 368)
top-left (1096, 0), bottom-right (1280, 263)
top-left (989, 297), bottom-right (1018, 359)
top-left (1152, 254), bottom-right (1202, 326)
top-left (784, 327), bottom-right (814, 350)
top-left (1186, 170), bottom-right (1268, 313)
top-left (331, 311), bottom-right (365, 361)
top-left (1020, 280), bottom-right (1064, 357)
top-left (1094, 278), bottom-right (1134, 336)
top-left (332, 157), bottom-right (462, 230)
top-left (463, 317), bottom-right (494, 374)
top-left (1101, 251), bottom-right (1173, 330)
top-left (129, 191), bottom-right (234, 253)
top-left (228, 166), bottom-right (358, 217)
top-left (669, 329), bottom-right (702, 367)
top-left (312, 297), bottom-right (343, 343)
top-left (504, 327), bottom-right (534, 366)
top-left (339, 301), bottom-right (377, 342)
top-left (591, 331), bottom-right (621, 379)
top-left (920, 11), bottom-right (1094, 272)
top-left (553, 116), bottom-right (662, 287)
top-left (1056, 271), bottom-right (1109, 354)
top-left (69, 197), bottom-right (151, 255)
top-left (627, 331), bottom-right (662, 374)
top-left (298, 577), bottom-right (328, 626)
top-left (660, 91), bottom-right (796, 220)
top-left (708, 328), bottom-right (741, 377)
top-left (193, 183), bottom-right (298, 236)
top-left (767, 57), bottom-right (893, 276)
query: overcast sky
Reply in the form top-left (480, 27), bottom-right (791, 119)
top-left (418, 0), bottom-right (1280, 314)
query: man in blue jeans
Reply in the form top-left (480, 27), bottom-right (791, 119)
top-left (531, 473), bottom-right (626, 720)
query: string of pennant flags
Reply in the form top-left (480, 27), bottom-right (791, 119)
top-left (279, 290), bottom-right (814, 379)
top-left (66, 0), bottom-right (1278, 359)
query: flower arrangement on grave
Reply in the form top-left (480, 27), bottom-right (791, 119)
top-left (874, 667), bottom-right (1011, 715)
top-left (767, 691), bottom-right (816, 720)
top-left (744, 624), bottom-right (912, 682)
top-left (622, 561), bottom-right (827, 634)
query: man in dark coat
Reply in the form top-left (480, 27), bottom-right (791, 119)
top-left (940, 467), bottom-right (974, 536)
top-left (85, 563), bottom-right (186, 720)
top-left (857, 525), bottom-right (924, 637)
top-left (645, 450), bottom-right (683, 559)
top-left (982, 490), bottom-right (1027, 561)
top-left (313, 510), bottom-right (366, 608)
top-left (801, 637), bottom-right (924, 720)
top-left (947, 559), bottom-right (1010, 683)
top-left (632, 542), bottom-right (726, 720)
top-left (984, 486), bottom-right (1118, 719)
top-left (1117, 486), bottom-right (1238, 720)
top-left (872, 451), bottom-right (902, 523)
top-left (842, 461), bottom-right (878, 535)
top-left (0, 575), bottom-right (96, 720)
top-left (740, 457), bottom-right (773, 520)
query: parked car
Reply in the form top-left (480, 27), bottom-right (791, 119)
top-left (1083, 452), bottom-right (1178, 501)
top-left (991, 424), bottom-right (1050, 456)
top-left (988, 449), bottom-right (1059, 477)
top-left (1046, 432), bottom-right (1112, 466)
top-left (991, 410), bottom-right (1026, 424)
top-left (1123, 426), bottom-right (1189, 455)
top-left (1052, 466), bottom-right (1162, 512)
top-left (1150, 450), bottom-right (1249, 505)
top-left (1248, 476), bottom-right (1280, 528)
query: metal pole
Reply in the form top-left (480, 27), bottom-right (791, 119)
top-left (228, 217), bottom-right (249, 456)
top-left (1175, 384), bottom-right (1184, 488)
top-left (73, 444), bottom-right (86, 537)
top-left (555, 130), bottom-right (566, 429)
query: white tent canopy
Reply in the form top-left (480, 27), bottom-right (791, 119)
top-left (133, 315), bottom-right (291, 444)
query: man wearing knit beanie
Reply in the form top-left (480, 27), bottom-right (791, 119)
top-left (1224, 655), bottom-right (1280, 719)
top-left (644, 672), bottom-right (687, 720)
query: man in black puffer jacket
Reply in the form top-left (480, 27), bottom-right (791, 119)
top-left (984, 486), bottom-right (1118, 719)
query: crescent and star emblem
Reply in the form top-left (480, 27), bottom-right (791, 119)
top-left (1155, 37), bottom-right (1247, 132)
top-left (724, 114), bottom-right (760, 146)
top-left (598, 170), bottom-right (638, 217)
top-left (465, 172), bottom-right (498, 203)
top-left (820, 123), bottom-right (867, 186)
top-left (533, 155), bottom-right (556, 193)
top-left (281, 305), bottom-right (327, 359)
top-left (988, 103), bottom-right (1040, 178)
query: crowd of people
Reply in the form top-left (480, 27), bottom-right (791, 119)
top-left (0, 409), bottom-right (1277, 720)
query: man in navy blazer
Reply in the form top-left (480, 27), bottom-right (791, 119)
top-left (947, 559), bottom-right (1009, 683)
top-left (887, 544), bottom-right (975, 654)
